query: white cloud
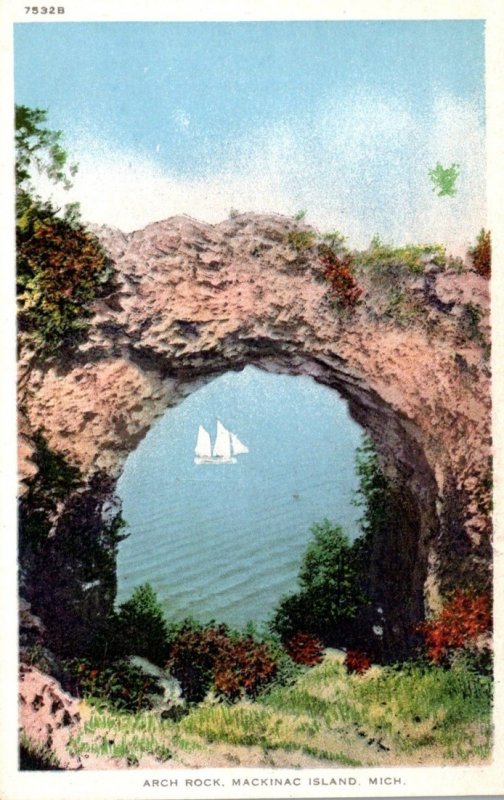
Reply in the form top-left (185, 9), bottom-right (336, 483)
top-left (34, 91), bottom-right (485, 252)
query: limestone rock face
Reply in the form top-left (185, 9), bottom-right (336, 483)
top-left (19, 664), bottom-right (82, 770)
top-left (19, 213), bottom-right (492, 651)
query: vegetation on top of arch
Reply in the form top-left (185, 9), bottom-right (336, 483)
top-left (15, 105), bottom-right (116, 356)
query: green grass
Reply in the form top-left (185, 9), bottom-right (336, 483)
top-left (285, 229), bottom-right (316, 253)
top-left (357, 239), bottom-right (446, 275)
top-left (67, 654), bottom-right (492, 767)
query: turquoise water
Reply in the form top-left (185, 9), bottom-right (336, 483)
top-left (116, 366), bottom-right (364, 629)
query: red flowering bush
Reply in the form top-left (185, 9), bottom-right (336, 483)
top-left (320, 246), bottom-right (363, 309)
top-left (285, 632), bottom-right (324, 666)
top-left (417, 589), bottom-right (492, 666)
top-left (213, 637), bottom-right (278, 701)
top-left (166, 623), bottom-right (278, 703)
top-left (468, 229), bottom-right (491, 279)
top-left (344, 650), bottom-right (372, 675)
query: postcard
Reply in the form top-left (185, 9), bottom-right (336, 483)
top-left (1, 1), bottom-right (503, 798)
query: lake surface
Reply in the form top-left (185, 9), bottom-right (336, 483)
top-left (116, 366), bottom-right (364, 629)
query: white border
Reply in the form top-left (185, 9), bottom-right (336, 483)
top-left (1, 1), bottom-right (503, 798)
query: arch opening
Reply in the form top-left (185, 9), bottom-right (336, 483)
top-left (115, 365), bottom-right (366, 630)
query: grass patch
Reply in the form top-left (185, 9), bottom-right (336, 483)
top-left (262, 656), bottom-right (492, 758)
top-left (179, 702), bottom-right (362, 765)
top-left (69, 655), bottom-right (492, 767)
top-left (357, 238), bottom-right (446, 276)
top-left (68, 704), bottom-right (178, 764)
top-left (285, 230), bottom-right (316, 253)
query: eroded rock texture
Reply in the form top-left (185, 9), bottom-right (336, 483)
top-left (19, 213), bottom-right (492, 654)
top-left (19, 664), bottom-right (82, 769)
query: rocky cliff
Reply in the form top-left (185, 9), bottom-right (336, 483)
top-left (18, 213), bottom-right (492, 655)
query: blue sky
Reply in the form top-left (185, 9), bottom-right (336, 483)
top-left (14, 20), bottom-right (486, 249)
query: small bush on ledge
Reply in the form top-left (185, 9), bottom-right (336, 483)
top-left (344, 650), bottom-right (372, 675)
top-left (417, 589), bottom-right (492, 672)
top-left (166, 622), bottom-right (279, 703)
top-left (468, 229), bottom-right (491, 279)
top-left (319, 245), bottom-right (363, 309)
top-left (285, 632), bottom-right (324, 666)
top-left (286, 229), bottom-right (317, 253)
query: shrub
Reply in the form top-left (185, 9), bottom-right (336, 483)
top-left (166, 622), bottom-right (278, 703)
top-left (468, 229), bottom-right (491, 279)
top-left (15, 105), bottom-right (115, 354)
top-left (286, 229), bottom-right (316, 253)
top-left (62, 657), bottom-right (163, 712)
top-left (17, 216), bottom-right (114, 352)
top-left (344, 650), bottom-right (372, 675)
top-left (293, 209), bottom-right (307, 221)
top-left (319, 245), bottom-right (362, 309)
top-left (417, 589), bottom-right (492, 668)
top-left (285, 632), bottom-right (324, 666)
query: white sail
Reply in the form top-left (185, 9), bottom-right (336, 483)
top-left (230, 432), bottom-right (249, 455)
top-left (213, 420), bottom-right (232, 459)
top-left (195, 425), bottom-right (212, 458)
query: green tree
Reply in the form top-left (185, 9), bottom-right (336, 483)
top-left (15, 105), bottom-right (78, 228)
top-left (271, 520), bottom-right (367, 645)
top-left (353, 435), bottom-right (392, 542)
top-left (15, 105), bottom-right (115, 353)
top-left (115, 584), bottom-right (171, 666)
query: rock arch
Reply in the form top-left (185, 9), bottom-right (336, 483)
top-left (20, 213), bottom-right (492, 656)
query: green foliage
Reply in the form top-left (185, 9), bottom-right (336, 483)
top-left (353, 435), bottom-right (393, 542)
top-left (19, 435), bottom-right (127, 658)
top-left (293, 209), bottom-right (307, 221)
top-left (382, 288), bottom-right (424, 325)
top-left (19, 431), bottom-right (82, 553)
top-left (322, 229), bottom-right (347, 251)
top-left (17, 213), bottom-right (114, 353)
top-left (429, 162), bottom-right (460, 197)
top-left (285, 229), bottom-right (316, 253)
top-left (460, 302), bottom-right (484, 343)
top-left (446, 254), bottom-right (467, 273)
top-left (270, 436), bottom-right (397, 652)
top-left (114, 584), bottom-right (171, 666)
top-left (15, 105), bottom-right (115, 354)
top-left (62, 657), bottom-right (163, 713)
top-left (270, 520), bottom-right (368, 645)
top-left (358, 238), bottom-right (446, 276)
top-left (15, 104), bottom-right (78, 225)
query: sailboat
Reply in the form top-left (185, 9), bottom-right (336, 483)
top-left (194, 420), bottom-right (249, 465)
